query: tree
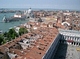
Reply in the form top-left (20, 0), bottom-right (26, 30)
top-left (19, 28), bottom-right (28, 35)
top-left (2, 39), bottom-right (7, 44)
top-left (0, 35), bottom-right (4, 45)
top-left (3, 32), bottom-right (8, 37)
top-left (7, 28), bottom-right (18, 40)
top-left (0, 28), bottom-right (19, 45)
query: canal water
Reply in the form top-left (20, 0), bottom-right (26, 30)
top-left (0, 13), bottom-right (29, 32)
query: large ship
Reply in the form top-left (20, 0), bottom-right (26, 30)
top-left (3, 8), bottom-right (32, 23)
top-left (3, 12), bottom-right (27, 23)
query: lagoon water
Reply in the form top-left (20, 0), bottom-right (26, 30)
top-left (0, 13), bottom-right (28, 32)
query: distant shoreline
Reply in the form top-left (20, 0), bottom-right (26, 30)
top-left (0, 8), bottom-right (80, 11)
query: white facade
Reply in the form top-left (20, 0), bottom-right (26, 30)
top-left (63, 13), bottom-right (71, 15)
top-left (7, 52), bottom-right (17, 59)
top-left (28, 8), bottom-right (32, 14)
top-left (59, 29), bottom-right (80, 46)
top-left (14, 14), bottom-right (21, 18)
top-left (14, 27), bottom-right (20, 33)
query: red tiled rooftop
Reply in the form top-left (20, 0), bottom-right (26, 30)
top-left (13, 27), bottom-right (58, 59)
top-left (0, 23), bottom-right (58, 59)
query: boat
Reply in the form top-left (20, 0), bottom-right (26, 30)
top-left (3, 16), bottom-right (26, 23)
top-left (2, 8), bottom-right (32, 23)
top-left (3, 13), bottom-right (26, 23)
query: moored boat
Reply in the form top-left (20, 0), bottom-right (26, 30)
top-left (3, 13), bottom-right (26, 23)
top-left (2, 8), bottom-right (32, 23)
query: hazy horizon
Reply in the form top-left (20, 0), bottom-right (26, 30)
top-left (0, 0), bottom-right (80, 11)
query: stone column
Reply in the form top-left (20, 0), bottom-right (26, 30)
top-left (78, 43), bottom-right (79, 46)
top-left (66, 36), bottom-right (67, 40)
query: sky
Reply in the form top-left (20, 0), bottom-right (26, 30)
top-left (0, 0), bottom-right (80, 10)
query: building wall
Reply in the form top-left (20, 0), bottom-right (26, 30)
top-left (43, 34), bottom-right (61, 59)
top-left (60, 34), bottom-right (80, 46)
